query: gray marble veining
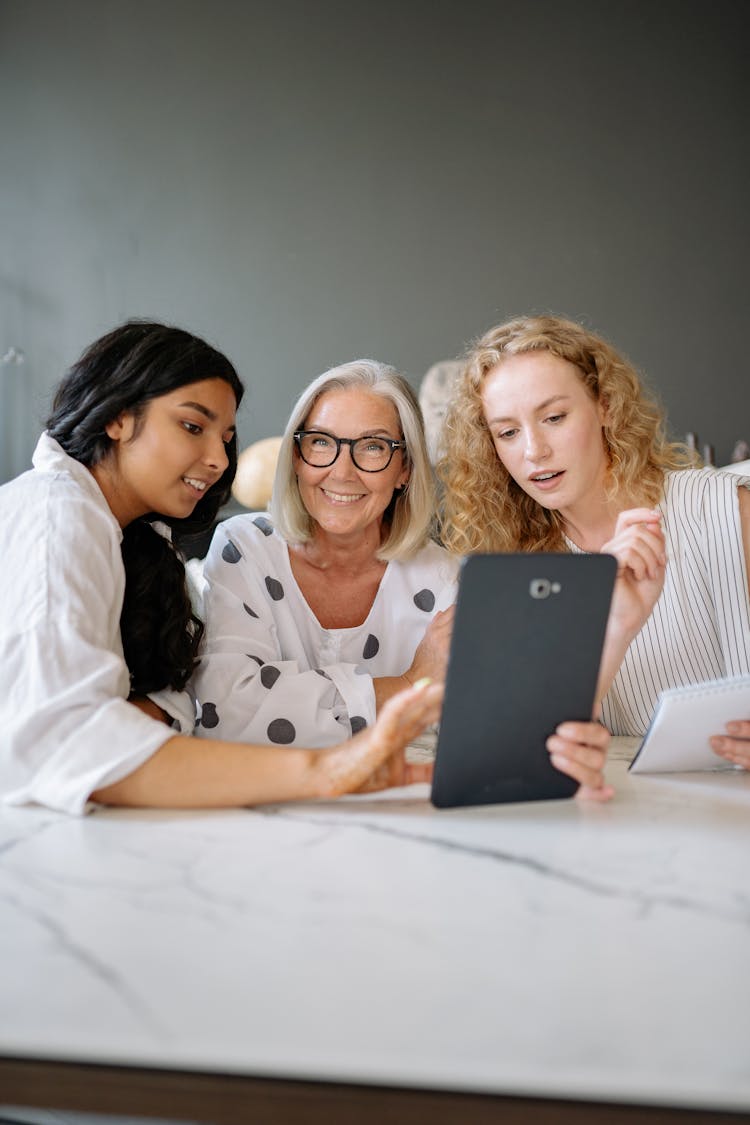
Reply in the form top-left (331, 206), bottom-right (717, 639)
top-left (1, 742), bottom-right (749, 1112)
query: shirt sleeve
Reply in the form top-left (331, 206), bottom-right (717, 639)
top-left (0, 482), bottom-right (180, 815)
top-left (192, 518), bottom-right (365, 748)
top-left (147, 686), bottom-right (197, 732)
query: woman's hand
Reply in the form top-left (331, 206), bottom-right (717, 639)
top-left (315, 678), bottom-right (444, 797)
top-left (602, 508), bottom-right (666, 638)
top-left (546, 720), bottom-right (614, 802)
top-left (373, 607), bottom-right (454, 713)
top-left (405, 606), bottom-right (455, 685)
top-left (710, 721), bottom-right (750, 770)
top-left (596, 509), bottom-right (666, 701)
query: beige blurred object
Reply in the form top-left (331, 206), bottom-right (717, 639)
top-left (687, 433), bottom-right (749, 470)
top-left (419, 358), bottom-right (464, 464)
top-left (731, 439), bottom-right (750, 463)
top-left (232, 436), bottom-right (283, 509)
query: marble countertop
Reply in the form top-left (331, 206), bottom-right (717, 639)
top-left (2, 739), bottom-right (750, 1113)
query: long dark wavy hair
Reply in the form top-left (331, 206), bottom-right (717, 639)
top-left (47, 320), bottom-right (244, 694)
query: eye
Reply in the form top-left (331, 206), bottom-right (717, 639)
top-left (311, 434), bottom-right (335, 448)
top-left (182, 421), bottom-right (203, 435)
top-left (545, 413), bottom-right (566, 425)
top-left (496, 428), bottom-right (518, 441)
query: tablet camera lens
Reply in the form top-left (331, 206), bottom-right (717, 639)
top-left (530, 579), bottom-right (551, 599)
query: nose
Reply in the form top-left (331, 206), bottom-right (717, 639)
top-left (524, 427), bottom-right (551, 462)
top-left (203, 432), bottom-right (230, 474)
top-left (327, 442), bottom-right (358, 477)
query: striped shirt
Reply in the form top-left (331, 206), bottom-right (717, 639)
top-left (593, 468), bottom-right (750, 735)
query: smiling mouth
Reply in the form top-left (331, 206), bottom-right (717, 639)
top-left (322, 489), bottom-right (365, 504)
top-left (183, 476), bottom-right (208, 492)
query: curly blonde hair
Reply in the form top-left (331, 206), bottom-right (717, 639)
top-left (438, 315), bottom-right (691, 555)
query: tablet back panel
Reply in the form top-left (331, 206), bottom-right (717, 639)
top-left (431, 553), bottom-right (616, 808)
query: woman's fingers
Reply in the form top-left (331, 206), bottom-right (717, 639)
top-left (404, 761), bottom-right (434, 785)
top-left (604, 509), bottom-right (666, 578)
top-left (575, 782), bottom-right (616, 803)
top-left (546, 721), bottom-right (614, 799)
top-left (432, 605), bottom-right (455, 630)
top-left (604, 519), bottom-right (667, 638)
top-left (710, 720), bottom-right (750, 769)
top-left (603, 524), bottom-right (666, 581)
top-left (612, 508), bottom-right (663, 533)
top-left (356, 758), bottom-right (434, 793)
top-left (622, 532), bottom-right (665, 577)
top-left (320, 680), bottom-right (444, 796)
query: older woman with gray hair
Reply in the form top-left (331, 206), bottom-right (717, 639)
top-left (191, 360), bottom-right (458, 748)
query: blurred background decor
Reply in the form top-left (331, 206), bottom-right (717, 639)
top-left (1, 0), bottom-right (747, 487)
top-left (232, 435), bottom-right (283, 510)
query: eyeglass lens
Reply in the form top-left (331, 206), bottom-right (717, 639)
top-left (298, 432), bottom-right (397, 471)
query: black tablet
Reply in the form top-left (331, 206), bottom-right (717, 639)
top-left (431, 552), bottom-right (617, 808)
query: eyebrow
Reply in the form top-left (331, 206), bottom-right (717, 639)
top-left (305, 426), bottom-right (398, 439)
top-left (178, 401), bottom-right (236, 432)
top-left (487, 394), bottom-right (571, 426)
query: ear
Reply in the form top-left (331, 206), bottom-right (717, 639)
top-left (397, 464), bottom-right (411, 491)
top-left (105, 412), bottom-right (136, 442)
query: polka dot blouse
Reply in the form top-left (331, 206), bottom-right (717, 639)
top-left (191, 515), bottom-right (458, 748)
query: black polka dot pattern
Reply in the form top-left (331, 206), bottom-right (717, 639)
top-left (253, 516), bottom-right (274, 536)
top-left (200, 702), bottom-right (219, 728)
top-left (413, 588), bottom-right (436, 612)
top-left (222, 540), bottom-right (241, 564)
top-left (267, 718), bottom-right (296, 744)
top-left (363, 634), bottom-right (380, 659)
top-left (350, 716), bottom-right (367, 734)
top-left (243, 602), bottom-right (259, 618)
top-left (247, 654), bottom-right (265, 666)
top-left (265, 576), bottom-right (284, 601)
top-left (260, 665), bottom-right (281, 689)
top-left (315, 668), bottom-right (331, 678)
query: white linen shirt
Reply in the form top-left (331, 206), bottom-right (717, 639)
top-left (0, 434), bottom-right (193, 815)
top-left (192, 514), bottom-right (459, 747)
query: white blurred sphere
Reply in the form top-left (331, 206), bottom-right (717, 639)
top-left (232, 436), bottom-right (283, 509)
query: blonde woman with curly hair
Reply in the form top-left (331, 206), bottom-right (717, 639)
top-left (439, 315), bottom-right (750, 764)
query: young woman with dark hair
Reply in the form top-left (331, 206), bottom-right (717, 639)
top-left (45, 320), bottom-right (244, 701)
top-left (0, 321), bottom-right (443, 815)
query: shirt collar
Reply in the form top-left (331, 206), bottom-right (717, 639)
top-left (33, 431), bottom-right (123, 543)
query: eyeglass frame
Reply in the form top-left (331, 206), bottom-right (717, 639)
top-left (293, 430), bottom-right (408, 473)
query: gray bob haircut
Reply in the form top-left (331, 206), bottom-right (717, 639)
top-left (270, 359), bottom-right (436, 561)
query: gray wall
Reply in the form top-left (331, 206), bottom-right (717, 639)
top-left (1, 0), bottom-right (748, 483)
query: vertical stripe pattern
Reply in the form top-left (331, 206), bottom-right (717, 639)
top-left (575, 469), bottom-right (750, 735)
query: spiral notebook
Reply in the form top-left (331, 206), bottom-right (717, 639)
top-left (629, 674), bottom-right (750, 773)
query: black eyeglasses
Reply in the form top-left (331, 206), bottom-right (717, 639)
top-left (294, 430), bottom-right (407, 472)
